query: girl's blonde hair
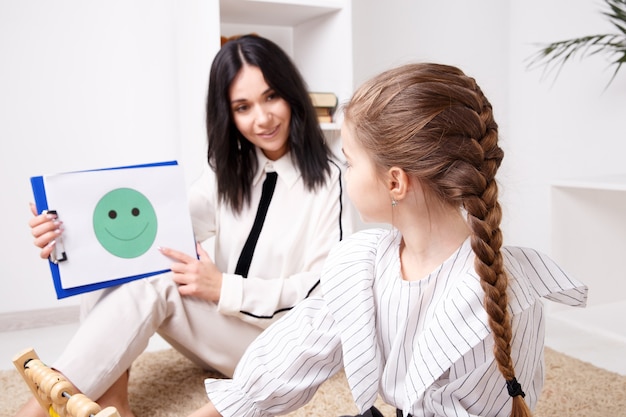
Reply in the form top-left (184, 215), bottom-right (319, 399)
top-left (343, 63), bottom-right (531, 417)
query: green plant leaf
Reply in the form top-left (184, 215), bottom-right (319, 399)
top-left (526, 0), bottom-right (626, 88)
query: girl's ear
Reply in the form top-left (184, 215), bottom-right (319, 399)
top-left (387, 166), bottom-right (409, 202)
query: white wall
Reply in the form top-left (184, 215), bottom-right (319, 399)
top-left (0, 1), bottom-right (219, 314)
top-left (350, 0), bottom-right (511, 234)
top-left (508, 0), bottom-right (626, 254)
top-left (352, 0), bottom-right (513, 235)
top-left (353, 0), bottom-right (626, 257)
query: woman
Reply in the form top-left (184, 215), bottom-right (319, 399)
top-left (18, 35), bottom-right (350, 417)
top-left (188, 63), bottom-right (587, 417)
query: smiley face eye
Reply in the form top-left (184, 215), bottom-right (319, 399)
top-left (108, 210), bottom-right (117, 219)
top-left (131, 207), bottom-right (140, 216)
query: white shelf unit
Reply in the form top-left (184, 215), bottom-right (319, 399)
top-left (552, 174), bottom-right (626, 193)
top-left (549, 175), bottom-right (626, 352)
top-left (551, 174), bottom-right (626, 307)
top-left (219, 0), bottom-right (353, 108)
top-left (219, 0), bottom-right (344, 26)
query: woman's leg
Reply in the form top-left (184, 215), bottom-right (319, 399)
top-left (97, 370), bottom-right (135, 417)
top-left (16, 273), bottom-right (262, 416)
top-left (151, 278), bottom-right (262, 378)
top-left (13, 398), bottom-right (47, 417)
top-left (51, 274), bottom-right (175, 399)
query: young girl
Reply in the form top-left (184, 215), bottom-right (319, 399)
top-left (19, 35), bottom-right (351, 417)
top-left (189, 63), bottom-right (587, 417)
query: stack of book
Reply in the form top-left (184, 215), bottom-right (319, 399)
top-left (309, 92), bottom-right (338, 123)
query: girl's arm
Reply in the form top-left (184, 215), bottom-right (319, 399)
top-left (204, 296), bottom-right (343, 417)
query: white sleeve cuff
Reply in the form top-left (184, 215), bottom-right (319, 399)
top-left (217, 273), bottom-right (243, 316)
top-left (205, 378), bottom-right (267, 417)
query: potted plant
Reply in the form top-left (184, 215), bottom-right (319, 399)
top-left (527, 0), bottom-right (626, 87)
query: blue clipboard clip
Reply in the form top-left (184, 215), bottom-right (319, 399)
top-left (43, 209), bottom-right (67, 264)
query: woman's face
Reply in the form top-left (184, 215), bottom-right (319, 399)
top-left (229, 64), bottom-right (291, 161)
top-left (341, 122), bottom-right (391, 224)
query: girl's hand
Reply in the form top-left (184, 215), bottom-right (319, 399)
top-left (159, 242), bottom-right (223, 303)
top-left (28, 202), bottom-right (63, 260)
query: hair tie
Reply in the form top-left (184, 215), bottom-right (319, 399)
top-left (506, 377), bottom-right (526, 398)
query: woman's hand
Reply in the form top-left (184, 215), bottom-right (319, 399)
top-left (28, 202), bottom-right (63, 260)
top-left (159, 242), bottom-right (223, 303)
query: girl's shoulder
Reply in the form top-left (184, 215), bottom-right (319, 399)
top-left (321, 228), bottom-right (392, 304)
top-left (327, 228), bottom-right (396, 265)
top-left (340, 227), bottom-right (393, 246)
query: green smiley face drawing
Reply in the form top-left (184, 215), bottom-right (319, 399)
top-left (93, 188), bottom-right (158, 258)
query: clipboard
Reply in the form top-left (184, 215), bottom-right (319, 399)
top-left (30, 161), bottom-right (197, 299)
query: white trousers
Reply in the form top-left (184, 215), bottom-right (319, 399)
top-left (52, 273), bottom-right (262, 399)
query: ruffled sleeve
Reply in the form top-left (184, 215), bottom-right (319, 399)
top-left (502, 246), bottom-right (588, 314)
top-left (321, 228), bottom-right (388, 412)
top-left (204, 297), bottom-right (343, 417)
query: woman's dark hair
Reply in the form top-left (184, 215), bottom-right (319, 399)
top-left (206, 34), bottom-right (331, 212)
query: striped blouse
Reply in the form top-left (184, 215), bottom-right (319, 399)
top-left (204, 228), bottom-right (588, 417)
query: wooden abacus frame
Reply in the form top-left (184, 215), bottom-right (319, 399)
top-left (13, 348), bottom-right (121, 417)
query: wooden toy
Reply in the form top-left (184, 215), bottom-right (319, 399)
top-left (13, 348), bottom-right (121, 417)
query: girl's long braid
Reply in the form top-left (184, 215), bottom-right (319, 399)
top-left (463, 78), bottom-right (532, 417)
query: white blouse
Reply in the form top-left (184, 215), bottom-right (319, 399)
top-left (204, 228), bottom-right (588, 417)
top-left (187, 148), bottom-right (352, 329)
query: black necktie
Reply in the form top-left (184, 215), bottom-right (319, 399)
top-left (235, 171), bottom-right (278, 278)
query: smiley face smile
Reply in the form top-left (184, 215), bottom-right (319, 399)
top-left (92, 188), bottom-right (158, 258)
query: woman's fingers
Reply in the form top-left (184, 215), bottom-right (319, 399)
top-left (196, 242), bottom-right (210, 260)
top-left (158, 246), bottom-right (194, 263)
top-left (28, 205), bottom-right (63, 258)
top-left (39, 239), bottom-right (57, 260)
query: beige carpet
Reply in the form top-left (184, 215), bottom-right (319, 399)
top-left (2, 347), bottom-right (625, 417)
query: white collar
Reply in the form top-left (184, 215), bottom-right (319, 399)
top-left (252, 147), bottom-right (300, 189)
